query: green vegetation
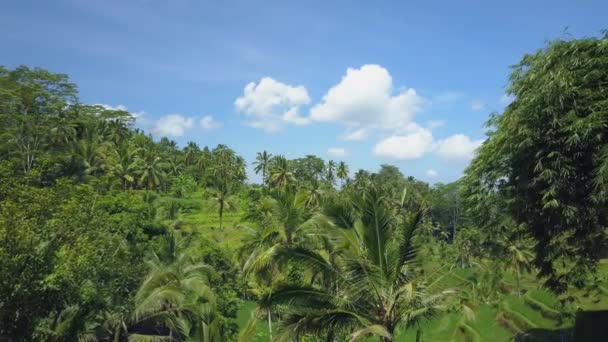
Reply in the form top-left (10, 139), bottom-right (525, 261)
top-left (1, 34), bottom-right (608, 341)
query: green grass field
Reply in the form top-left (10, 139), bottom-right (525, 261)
top-left (170, 191), bottom-right (608, 341)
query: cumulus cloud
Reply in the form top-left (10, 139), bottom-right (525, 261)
top-left (471, 100), bottom-right (487, 111)
top-left (373, 126), bottom-right (434, 160)
top-left (426, 169), bottom-right (438, 177)
top-left (310, 64), bottom-right (424, 130)
top-left (427, 119), bottom-right (446, 129)
top-left (153, 114), bottom-right (195, 137)
top-left (435, 134), bottom-right (484, 161)
top-left (327, 147), bottom-right (348, 157)
top-left (235, 77), bottom-right (311, 132)
top-left (282, 108), bottom-right (311, 125)
top-left (199, 115), bottom-right (222, 131)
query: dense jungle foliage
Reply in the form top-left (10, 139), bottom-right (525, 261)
top-left (1, 34), bottom-right (607, 341)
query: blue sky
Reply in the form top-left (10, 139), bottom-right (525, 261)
top-left (1, 0), bottom-right (606, 183)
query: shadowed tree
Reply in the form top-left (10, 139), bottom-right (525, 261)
top-left (463, 34), bottom-right (608, 291)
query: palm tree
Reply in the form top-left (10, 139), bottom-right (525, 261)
top-left (136, 150), bottom-right (168, 191)
top-left (254, 150), bottom-right (273, 186)
top-left (296, 180), bottom-right (324, 209)
top-left (501, 234), bottom-right (534, 297)
top-left (239, 191), bottom-right (316, 341)
top-left (234, 156), bottom-right (247, 182)
top-left (208, 178), bottom-right (237, 231)
top-left (337, 161), bottom-right (349, 187)
top-left (259, 186), bottom-right (451, 341)
top-left (326, 160), bottom-right (337, 185)
top-left (184, 141), bottom-right (200, 166)
top-left (269, 155), bottom-right (295, 190)
top-left (103, 142), bottom-right (139, 190)
top-left (167, 153), bottom-right (185, 177)
top-left (131, 233), bottom-right (222, 341)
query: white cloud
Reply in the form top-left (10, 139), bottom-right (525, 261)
top-left (426, 169), bottom-right (438, 177)
top-left (95, 103), bottom-right (128, 111)
top-left (327, 147), bottom-right (348, 157)
top-left (199, 115), bottom-right (222, 131)
top-left (282, 108), bottom-right (311, 125)
top-left (427, 119), bottom-right (446, 129)
top-left (373, 126), bottom-right (434, 160)
top-left (471, 100), bottom-right (487, 111)
top-left (153, 114), bottom-right (195, 137)
top-left (310, 64), bottom-right (424, 130)
top-left (435, 134), bottom-right (484, 161)
top-left (341, 128), bottom-right (369, 141)
top-left (500, 94), bottom-right (515, 105)
top-left (235, 77), bottom-right (311, 132)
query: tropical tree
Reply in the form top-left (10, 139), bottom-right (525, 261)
top-left (254, 150), bottom-right (273, 186)
top-left (184, 141), bottom-right (200, 166)
top-left (500, 231), bottom-right (535, 297)
top-left (337, 161), bottom-right (349, 187)
top-left (208, 177), bottom-right (237, 231)
top-left (131, 233), bottom-right (222, 341)
top-left (136, 152), bottom-right (168, 191)
top-left (326, 159), bottom-right (337, 185)
top-left (269, 155), bottom-right (295, 190)
top-left (463, 34), bottom-right (608, 291)
top-left (103, 142), bottom-right (139, 190)
top-left (257, 186), bottom-right (451, 341)
top-left (239, 190), bottom-right (317, 341)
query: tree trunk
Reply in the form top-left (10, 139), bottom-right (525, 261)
top-left (516, 268), bottom-right (521, 297)
top-left (219, 200), bottom-right (224, 231)
top-left (267, 310), bottom-right (272, 341)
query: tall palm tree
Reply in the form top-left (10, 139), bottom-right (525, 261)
top-left (234, 156), bottom-right (247, 182)
top-left (131, 233), bottom-right (222, 341)
top-left (103, 142), bottom-right (139, 190)
top-left (326, 160), bottom-right (337, 185)
top-left (239, 190), bottom-right (317, 341)
top-left (254, 150), bottom-right (273, 186)
top-left (167, 153), bottom-right (185, 177)
top-left (136, 150), bottom-right (168, 191)
top-left (337, 161), bottom-right (349, 187)
top-left (184, 141), bottom-right (200, 166)
top-left (208, 177), bottom-right (237, 231)
top-left (269, 155), bottom-right (295, 190)
top-left (258, 186), bottom-right (451, 341)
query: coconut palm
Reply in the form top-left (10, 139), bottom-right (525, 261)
top-left (337, 161), bottom-right (349, 187)
top-left (136, 151), bottom-right (168, 191)
top-left (326, 160), bottom-right (337, 185)
top-left (72, 136), bottom-right (103, 177)
top-left (238, 190), bottom-right (318, 341)
top-left (501, 233), bottom-right (535, 297)
top-left (234, 156), bottom-right (247, 182)
top-left (167, 153), bottom-right (185, 177)
top-left (258, 186), bottom-right (451, 341)
top-left (269, 155), bottom-right (295, 190)
top-left (103, 142), bottom-right (139, 190)
top-left (130, 233), bottom-right (222, 341)
top-left (254, 150), bottom-right (273, 186)
top-left (184, 141), bottom-right (200, 166)
top-left (208, 176), bottom-right (237, 231)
